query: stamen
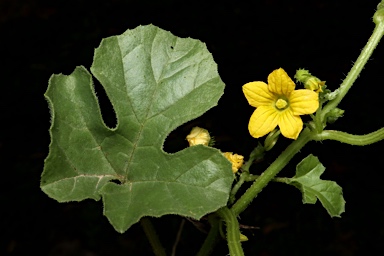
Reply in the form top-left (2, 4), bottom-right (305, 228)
top-left (275, 99), bottom-right (288, 109)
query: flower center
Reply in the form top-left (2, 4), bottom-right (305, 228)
top-left (275, 98), bottom-right (288, 110)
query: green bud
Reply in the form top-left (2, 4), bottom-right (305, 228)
top-left (240, 233), bottom-right (249, 242)
top-left (264, 129), bottom-right (280, 151)
top-left (249, 143), bottom-right (265, 164)
top-left (294, 68), bottom-right (312, 84)
top-left (326, 108), bottom-right (344, 124)
top-left (294, 69), bottom-right (324, 92)
top-left (374, 7), bottom-right (384, 25)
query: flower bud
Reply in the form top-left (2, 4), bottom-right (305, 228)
top-left (186, 127), bottom-right (211, 146)
top-left (240, 233), bottom-right (249, 242)
top-left (223, 152), bottom-right (244, 173)
top-left (374, 7), bottom-right (384, 25)
top-left (294, 68), bottom-right (324, 93)
top-left (264, 129), bottom-right (280, 151)
top-left (326, 108), bottom-right (344, 124)
top-left (304, 77), bottom-right (325, 92)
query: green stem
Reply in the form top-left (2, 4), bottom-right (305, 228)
top-left (313, 128), bottom-right (384, 145)
top-left (231, 128), bottom-right (313, 216)
top-left (320, 7), bottom-right (384, 122)
top-left (314, 104), bottom-right (324, 133)
top-left (229, 172), bottom-right (248, 204)
top-left (196, 215), bottom-right (220, 256)
top-left (242, 143), bottom-right (265, 172)
top-left (229, 144), bottom-right (266, 204)
top-left (140, 217), bottom-right (167, 256)
top-left (217, 207), bottom-right (244, 256)
top-left (244, 174), bottom-right (290, 183)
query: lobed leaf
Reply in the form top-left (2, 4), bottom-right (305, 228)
top-left (288, 154), bottom-right (345, 217)
top-left (41, 25), bottom-right (233, 233)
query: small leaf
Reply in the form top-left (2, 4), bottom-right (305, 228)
top-left (41, 25), bottom-right (233, 233)
top-left (288, 154), bottom-right (345, 217)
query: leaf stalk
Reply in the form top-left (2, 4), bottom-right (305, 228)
top-left (140, 217), bottom-right (167, 256)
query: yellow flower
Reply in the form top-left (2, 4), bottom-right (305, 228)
top-left (186, 127), bottom-right (211, 146)
top-left (223, 152), bottom-right (244, 173)
top-left (242, 68), bottom-right (319, 140)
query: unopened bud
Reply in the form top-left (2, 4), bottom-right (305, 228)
top-left (304, 77), bottom-right (325, 92)
top-left (186, 127), bottom-right (211, 146)
top-left (240, 233), bottom-right (249, 242)
top-left (326, 108), bottom-right (344, 124)
top-left (223, 152), bottom-right (244, 173)
top-left (264, 129), bottom-right (280, 151)
top-left (294, 69), bottom-right (324, 93)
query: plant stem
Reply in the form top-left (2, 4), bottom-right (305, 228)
top-left (140, 217), bottom-right (167, 256)
top-left (320, 6), bottom-right (384, 122)
top-left (229, 172), bottom-right (248, 204)
top-left (231, 128), bottom-right (313, 216)
top-left (171, 219), bottom-right (185, 256)
top-left (313, 128), bottom-right (384, 145)
top-left (229, 144), bottom-right (265, 204)
top-left (244, 174), bottom-right (290, 183)
top-left (196, 215), bottom-right (221, 256)
top-left (217, 207), bottom-right (244, 256)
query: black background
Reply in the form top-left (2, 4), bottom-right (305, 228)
top-left (1, 0), bottom-right (384, 255)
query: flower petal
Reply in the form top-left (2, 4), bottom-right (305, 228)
top-left (290, 89), bottom-right (319, 115)
top-left (278, 109), bottom-right (303, 140)
top-left (243, 82), bottom-right (275, 107)
top-left (248, 106), bottom-right (279, 138)
top-left (267, 68), bottom-right (295, 95)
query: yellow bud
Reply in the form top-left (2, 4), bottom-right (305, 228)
top-left (294, 69), bottom-right (325, 93)
top-left (305, 77), bottom-right (324, 93)
top-left (186, 127), bottom-right (211, 146)
top-left (223, 152), bottom-right (244, 173)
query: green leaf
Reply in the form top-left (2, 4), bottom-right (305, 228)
top-left (41, 25), bottom-right (233, 233)
top-left (288, 154), bottom-right (345, 217)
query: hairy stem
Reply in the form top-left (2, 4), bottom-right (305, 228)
top-left (313, 128), bottom-right (384, 145)
top-left (244, 174), bottom-right (290, 183)
top-left (320, 6), bottom-right (384, 122)
top-left (217, 207), bottom-right (244, 256)
top-left (229, 172), bottom-right (248, 204)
